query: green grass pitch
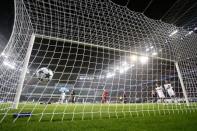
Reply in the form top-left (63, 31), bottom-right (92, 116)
top-left (0, 103), bottom-right (197, 131)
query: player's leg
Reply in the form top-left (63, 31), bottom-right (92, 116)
top-left (101, 96), bottom-right (105, 103)
top-left (161, 98), bottom-right (164, 103)
top-left (158, 92), bottom-right (165, 104)
top-left (153, 94), bottom-right (157, 103)
top-left (162, 97), bottom-right (167, 105)
top-left (105, 96), bottom-right (107, 103)
top-left (172, 95), bottom-right (180, 105)
top-left (124, 97), bottom-right (127, 103)
top-left (155, 96), bottom-right (157, 103)
top-left (71, 96), bottom-right (75, 103)
top-left (168, 89), bottom-right (178, 104)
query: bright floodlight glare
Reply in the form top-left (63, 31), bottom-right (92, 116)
top-left (150, 46), bottom-right (154, 49)
top-left (169, 29), bottom-right (178, 37)
top-left (1, 52), bottom-right (8, 58)
top-left (119, 68), bottom-right (125, 74)
top-left (146, 48), bottom-right (150, 52)
top-left (130, 55), bottom-right (137, 61)
top-left (3, 61), bottom-right (15, 69)
top-left (185, 31), bottom-right (193, 37)
top-left (115, 66), bottom-right (120, 71)
top-left (106, 72), bottom-right (115, 78)
top-left (140, 56), bottom-right (149, 64)
top-left (122, 61), bottom-right (128, 66)
top-left (1, 52), bottom-right (5, 56)
top-left (188, 31), bottom-right (193, 35)
top-left (152, 52), bottom-right (158, 56)
top-left (194, 27), bottom-right (197, 31)
top-left (119, 67), bottom-right (129, 74)
top-left (119, 62), bottom-right (130, 74)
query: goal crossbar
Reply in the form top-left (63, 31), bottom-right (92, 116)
top-left (12, 34), bottom-right (190, 109)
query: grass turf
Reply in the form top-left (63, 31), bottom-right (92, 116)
top-left (0, 103), bottom-right (197, 131)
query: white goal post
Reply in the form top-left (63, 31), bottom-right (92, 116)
top-left (11, 34), bottom-right (190, 109)
top-left (175, 62), bottom-right (189, 106)
top-left (12, 34), bottom-right (35, 109)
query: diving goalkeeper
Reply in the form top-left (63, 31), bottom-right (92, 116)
top-left (101, 89), bottom-right (109, 103)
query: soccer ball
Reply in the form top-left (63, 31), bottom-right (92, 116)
top-left (36, 67), bottom-right (53, 82)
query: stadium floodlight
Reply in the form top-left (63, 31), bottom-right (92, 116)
top-left (115, 66), bottom-right (120, 71)
top-left (119, 68), bottom-right (125, 74)
top-left (169, 29), bottom-right (178, 37)
top-left (139, 56), bottom-right (149, 64)
top-left (145, 48), bottom-right (150, 52)
top-left (130, 55), bottom-right (137, 61)
top-left (152, 52), bottom-right (158, 56)
top-left (116, 62), bottom-right (134, 74)
top-left (106, 72), bottom-right (115, 78)
top-left (3, 61), bottom-right (15, 69)
top-left (120, 66), bottom-right (129, 74)
top-left (0, 52), bottom-right (8, 58)
top-left (119, 67), bottom-right (129, 74)
top-left (150, 46), bottom-right (154, 49)
top-left (131, 64), bottom-right (135, 67)
top-left (122, 61), bottom-right (128, 66)
top-left (185, 31), bottom-right (193, 36)
top-left (194, 27), bottom-right (197, 31)
top-left (188, 31), bottom-right (193, 35)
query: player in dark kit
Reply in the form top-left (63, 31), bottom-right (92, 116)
top-left (70, 90), bottom-right (75, 103)
top-left (151, 89), bottom-right (157, 103)
top-left (101, 89), bottom-right (109, 103)
top-left (123, 92), bottom-right (127, 103)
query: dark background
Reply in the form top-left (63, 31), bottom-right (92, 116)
top-left (0, 0), bottom-right (14, 52)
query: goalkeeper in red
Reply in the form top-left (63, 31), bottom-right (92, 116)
top-left (164, 80), bottom-right (179, 104)
top-left (101, 89), bottom-right (109, 103)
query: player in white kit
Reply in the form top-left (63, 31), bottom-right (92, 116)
top-left (60, 92), bottom-right (66, 104)
top-left (155, 82), bottom-right (165, 103)
top-left (164, 80), bottom-right (179, 104)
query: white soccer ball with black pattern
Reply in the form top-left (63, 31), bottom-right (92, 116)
top-left (36, 67), bottom-right (53, 82)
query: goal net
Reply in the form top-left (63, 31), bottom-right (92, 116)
top-left (0, 0), bottom-right (197, 122)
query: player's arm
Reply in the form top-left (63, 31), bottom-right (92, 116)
top-left (161, 85), bottom-right (163, 90)
top-left (101, 93), bottom-right (104, 98)
top-left (166, 84), bottom-right (172, 89)
top-left (169, 84), bottom-right (173, 89)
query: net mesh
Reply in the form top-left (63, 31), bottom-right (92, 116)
top-left (0, 0), bottom-right (197, 122)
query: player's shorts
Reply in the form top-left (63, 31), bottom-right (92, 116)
top-left (61, 96), bottom-right (65, 100)
top-left (167, 89), bottom-right (175, 97)
top-left (157, 91), bottom-right (165, 98)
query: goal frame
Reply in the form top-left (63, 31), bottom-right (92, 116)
top-left (12, 34), bottom-right (190, 109)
